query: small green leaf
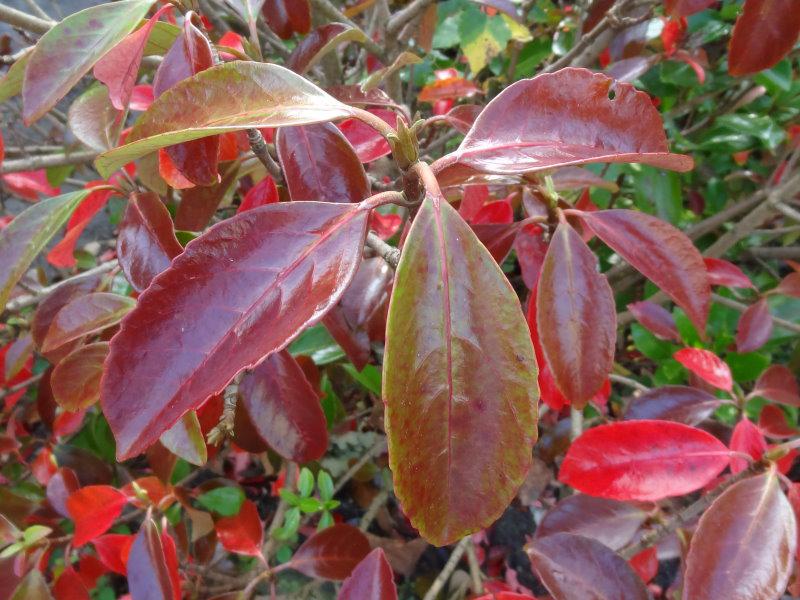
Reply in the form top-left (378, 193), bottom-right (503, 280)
top-left (276, 545), bottom-right (293, 563)
top-left (282, 507), bottom-right (301, 536)
top-left (297, 468), bottom-right (314, 498)
top-left (0, 542), bottom-right (23, 559)
top-left (317, 510), bottom-right (334, 531)
top-left (22, 525), bottom-right (52, 546)
top-left (317, 471), bottom-right (334, 502)
top-left (196, 487), bottom-right (245, 517)
top-left (279, 489), bottom-right (300, 505)
top-left (323, 499), bottom-right (341, 510)
top-left (298, 497), bottom-right (323, 514)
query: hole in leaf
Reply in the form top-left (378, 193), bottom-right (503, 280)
top-left (608, 88), bottom-right (616, 100)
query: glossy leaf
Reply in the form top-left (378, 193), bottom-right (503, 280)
top-left (42, 292), bottom-right (135, 352)
top-left (728, 0), bottom-right (800, 76)
top-left (127, 517), bottom-right (178, 600)
top-left (736, 298), bottom-right (773, 353)
top-left (433, 68), bottom-right (692, 180)
top-left (32, 273), bottom-right (103, 356)
top-left (102, 201), bottom-right (369, 460)
top-left (67, 485), bottom-right (128, 546)
top-left (537, 222), bottom-right (615, 406)
top-left (338, 109), bottom-right (395, 163)
top-left (174, 163), bottom-right (240, 231)
top-left (1, 170), bottom-right (60, 202)
top-left (559, 420), bottom-right (731, 501)
top-left (338, 548), bottom-right (397, 600)
top-left (118, 192), bottom-right (184, 292)
top-left (750, 365), bottom-right (800, 407)
top-left (384, 192), bottom-right (538, 546)
top-left (684, 471), bottom-right (796, 599)
top-left (262, 0), bottom-right (311, 39)
top-left (94, 534), bottom-right (135, 576)
top-left (623, 385), bottom-right (724, 425)
top-left (67, 85), bottom-right (122, 152)
top-left (238, 176), bottom-right (279, 213)
top-left (51, 343), bottom-right (109, 412)
top-left (0, 190), bottom-right (90, 309)
top-left (22, 0), bottom-right (157, 124)
top-left (729, 418), bottom-right (767, 474)
top-left (215, 499), bottom-right (263, 556)
top-left (527, 533), bottom-right (649, 600)
top-left (288, 23), bottom-right (367, 74)
top-left (238, 349), bottom-right (328, 463)
top-left (160, 411), bottom-right (207, 466)
top-left (288, 524), bottom-right (371, 580)
top-left (580, 209), bottom-right (710, 332)
top-left (514, 223), bottom-right (547, 290)
top-left (627, 301), bottom-right (680, 342)
top-left (95, 61), bottom-right (354, 178)
top-left (535, 495), bottom-right (648, 551)
top-left (277, 123), bottom-right (370, 203)
top-left (674, 348), bottom-right (733, 392)
top-left (48, 186), bottom-right (115, 269)
top-left (704, 257), bottom-right (753, 289)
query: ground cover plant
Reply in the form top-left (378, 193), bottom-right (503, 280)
top-left (0, 0), bottom-right (799, 598)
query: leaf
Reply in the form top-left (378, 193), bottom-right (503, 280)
top-left (384, 192), bottom-right (538, 546)
top-left (238, 176), bottom-right (279, 213)
top-left (22, 0), bottom-right (157, 124)
top-left (10, 570), bottom-right (53, 600)
top-left (537, 222), bottom-right (615, 407)
top-left (288, 524), bottom-right (371, 580)
top-left (758, 404), bottom-right (798, 438)
top-left (0, 48), bottom-right (31, 104)
top-left (559, 420), bottom-right (731, 501)
top-left (664, 0), bottom-right (716, 16)
top-left (42, 292), bottom-right (135, 352)
top-left (338, 109), bottom-right (395, 164)
top-left (67, 485), bottom-right (128, 546)
top-left (94, 534), bottom-right (135, 575)
top-left (338, 548), bottom-right (398, 600)
top-left (262, 0), bottom-right (311, 39)
top-left (419, 74), bottom-right (481, 103)
top-left (627, 301), bottom-right (680, 342)
top-left (126, 517), bottom-right (178, 600)
top-left (623, 385), bottom-right (725, 425)
top-left (514, 223), bottom-right (547, 290)
top-left (197, 487), bottom-right (245, 517)
top-left (684, 470), bottom-right (797, 599)
top-left (159, 411), bottom-right (207, 466)
top-left (0, 190), bottom-right (91, 309)
top-left (95, 61), bottom-right (354, 178)
top-left (703, 257), bottom-right (753, 289)
top-left (673, 348), bottom-right (733, 392)
top-left (1, 170), bottom-right (60, 202)
top-left (101, 200), bottom-right (369, 460)
top-left (174, 163), bottom-right (240, 231)
top-left (535, 495), bottom-right (648, 551)
top-left (433, 68), bottom-right (693, 181)
top-left (53, 567), bottom-right (89, 600)
top-left (51, 343), bottom-right (109, 412)
top-left (4, 334), bottom-right (33, 382)
top-left (527, 533), bottom-right (649, 600)
top-left (117, 192), bottom-right (184, 292)
top-left (238, 349), bottom-right (328, 463)
top-left (361, 51), bottom-right (422, 92)
top-left (750, 365), bottom-right (800, 407)
top-left (93, 4), bottom-right (173, 110)
top-left (287, 23), bottom-right (367, 74)
top-left (277, 123), bottom-right (370, 203)
top-left (47, 187), bottom-right (114, 269)
top-left (736, 298), bottom-right (772, 353)
top-left (215, 499), bottom-right (263, 556)
top-left (580, 209), bottom-right (710, 332)
top-left (775, 272), bottom-right (800, 298)
top-left (67, 85), bottom-right (123, 152)
top-left (728, 0), bottom-right (800, 76)
top-left (729, 418), bottom-right (767, 474)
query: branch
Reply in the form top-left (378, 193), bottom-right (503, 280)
top-left (422, 537), bottom-right (471, 600)
top-left (246, 129), bottom-right (283, 182)
top-left (0, 372), bottom-right (44, 401)
top-left (387, 0), bottom-right (435, 36)
top-left (0, 4), bottom-right (54, 34)
top-left (333, 438), bottom-right (388, 495)
top-left (364, 232), bottom-right (400, 269)
top-left (0, 150), bottom-right (98, 174)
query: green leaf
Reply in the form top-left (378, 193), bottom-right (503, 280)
top-left (22, 0), bottom-right (157, 124)
top-left (142, 21), bottom-right (180, 56)
top-left (22, 525), bottom-right (52, 546)
top-left (279, 489), bottom-right (300, 505)
top-left (0, 49), bottom-right (31, 103)
top-left (283, 507), bottom-right (301, 535)
top-left (298, 497), bottom-right (323, 513)
top-left (298, 468), bottom-right (315, 498)
top-left (159, 411), bottom-right (207, 466)
top-left (317, 471), bottom-right (334, 502)
top-left (0, 189), bottom-right (91, 308)
top-left (317, 510), bottom-right (334, 530)
top-left (342, 363), bottom-right (382, 395)
top-left (289, 325), bottom-right (345, 364)
top-left (95, 61), bottom-right (354, 177)
top-left (196, 487), bottom-right (245, 517)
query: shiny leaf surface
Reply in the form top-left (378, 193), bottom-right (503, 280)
top-left (159, 411), bottom-right (207, 466)
top-left (627, 301), bottom-right (680, 342)
top-left (736, 298), bottom-right (772, 353)
top-left (559, 420), bottom-right (731, 501)
top-left (51, 343), bottom-right (109, 412)
top-left (42, 292), bottom-right (135, 352)
top-left (704, 257), bottom-right (753, 289)
top-left (623, 385), bottom-right (724, 425)
top-left (287, 23), bottom-right (367, 74)
top-left (674, 348), bottom-right (733, 392)
top-left (728, 0), bottom-right (800, 76)
top-left (384, 192), bottom-right (538, 546)
top-left (173, 162), bottom-right (240, 231)
top-left (729, 418), bottom-right (767, 474)
top-left (262, 0), bottom-right (311, 39)
top-left (289, 524), bottom-right (371, 580)
top-left (67, 85), bottom-right (122, 152)
top-left (127, 517), bottom-right (178, 600)
top-left (338, 548), bottom-right (397, 600)
top-left (102, 201), bottom-right (369, 459)
top-left (338, 109), bottom-right (395, 163)
top-left (215, 499), bottom-right (263, 556)
top-left (67, 485), bottom-right (128, 546)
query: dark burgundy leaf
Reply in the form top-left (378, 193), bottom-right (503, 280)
top-left (238, 176), bottom-right (279, 213)
top-left (736, 298), bottom-right (772, 353)
top-left (758, 404), bottom-right (798, 438)
top-left (46, 467), bottom-right (80, 518)
top-left (559, 420), bottom-right (731, 501)
top-left (262, 0), bottom-right (311, 39)
top-left (750, 365), bottom-right (800, 406)
top-left (627, 301), bottom-right (680, 342)
top-left (338, 548), bottom-right (397, 600)
top-left (514, 223), bottom-right (547, 290)
top-left (237, 350), bottom-right (328, 463)
top-left (471, 222), bottom-right (520, 264)
top-left (289, 524), bottom-right (371, 580)
top-left (338, 109), bottom-right (395, 163)
top-left (41, 292), bottom-right (135, 353)
top-left (728, 0), bottom-right (800, 76)
top-left (537, 222), bottom-right (615, 407)
top-left (102, 201), bottom-right (369, 459)
top-left (287, 23), bottom-right (366, 74)
top-left (174, 163), bottom-right (240, 231)
top-left (51, 343), bottom-right (109, 412)
top-left (623, 385), bottom-right (724, 425)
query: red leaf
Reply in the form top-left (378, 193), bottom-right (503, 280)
top-left (153, 17), bottom-right (218, 186)
top-left (728, 0), bottom-right (800, 76)
top-left (130, 84), bottom-right (154, 111)
top-left (369, 212), bottom-right (402, 240)
top-left (173, 163), bottom-right (240, 231)
top-left (459, 185), bottom-right (490, 222)
top-left (433, 68), bottom-right (692, 182)
top-left (472, 199), bottom-right (513, 225)
top-left (441, 104), bottom-right (482, 134)
top-left (67, 485), bottom-right (128, 546)
top-left (751, 365), bottom-right (800, 406)
top-left (94, 534), bottom-right (135, 576)
top-left (623, 385), bottom-right (724, 425)
top-left (471, 222), bottom-right (520, 265)
top-left (338, 109), bottom-right (395, 163)
top-left (535, 495), bottom-right (648, 551)
top-left (627, 301), bottom-right (680, 342)
top-left (41, 292), bottom-right (134, 352)
top-left (102, 201), bottom-right (369, 459)
top-left (514, 223), bottom-right (547, 290)
top-left (526, 287), bottom-right (568, 411)
top-left (238, 350), bottom-right (328, 463)
top-left (628, 547), bottom-right (658, 584)
top-left (1, 170), bottom-right (60, 202)
top-left (215, 499), bottom-right (263, 557)
top-left (703, 257), bottom-right (753, 289)
top-left (527, 533), bottom-right (649, 599)
top-left (126, 518), bottom-right (179, 600)
top-left (419, 74), bottom-right (481, 103)
top-left (238, 177), bottom-right (279, 213)
top-left (117, 192), bottom-right (184, 292)
top-left (0, 130), bottom-right (3, 166)
top-left (673, 348), bottom-right (733, 392)
top-left (93, 4), bottom-right (173, 110)
top-left (775, 272), bottom-right (800, 298)
top-left (759, 404), bottom-right (798, 438)
top-left (537, 222), bottom-right (615, 407)
top-left (157, 148), bottom-right (196, 190)
top-left (277, 122), bottom-right (370, 203)
top-left (580, 209), bottom-right (710, 332)
top-left (262, 0), bottom-right (311, 39)
top-left (288, 524), bottom-right (371, 580)
top-left (53, 566), bottom-right (90, 600)
top-left (46, 467), bottom-right (80, 518)
top-left (729, 418), bottom-right (767, 474)
top-left (47, 188), bottom-right (114, 268)
top-left (338, 548), bottom-right (398, 600)
top-left (736, 298), bottom-right (772, 353)
top-left (287, 23), bottom-right (364, 74)
top-left (51, 343), bottom-right (109, 412)
top-left (559, 420), bottom-right (731, 501)
top-left (684, 471), bottom-right (797, 598)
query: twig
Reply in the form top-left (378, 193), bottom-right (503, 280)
top-left (465, 538), bottom-right (484, 595)
top-left (387, 0), bottom-right (435, 36)
top-left (570, 406), bottom-right (583, 441)
top-left (309, 0), bottom-right (388, 61)
top-left (333, 438), bottom-right (387, 495)
top-left (609, 373), bottom-right (650, 393)
top-left (0, 372), bottom-right (45, 401)
top-left (359, 488), bottom-right (389, 531)
top-left (422, 537), bottom-right (470, 600)
top-left (0, 4), bottom-right (54, 34)
top-left (23, 0), bottom-right (51, 21)
top-left (206, 374), bottom-right (241, 445)
top-left (0, 150), bottom-right (98, 174)
top-left (364, 232), bottom-right (400, 269)
top-left (262, 462), bottom-right (298, 561)
top-left (246, 129), bottom-right (283, 182)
